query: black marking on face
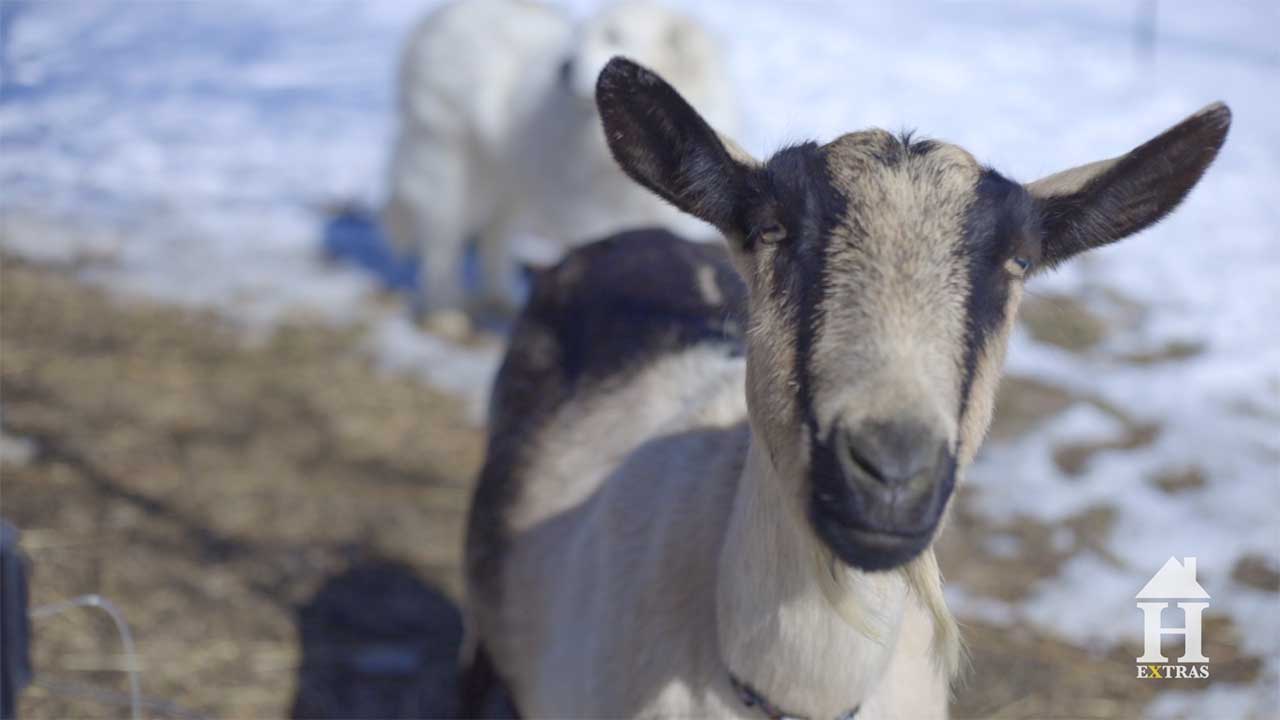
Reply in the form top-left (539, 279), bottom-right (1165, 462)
top-left (747, 143), bottom-right (847, 439)
top-left (955, 170), bottom-right (1039, 445)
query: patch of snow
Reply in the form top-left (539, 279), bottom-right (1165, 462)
top-left (944, 586), bottom-right (1017, 628)
top-left (981, 532), bottom-right (1023, 561)
top-left (0, 420), bottom-right (37, 468)
top-left (1146, 683), bottom-right (1268, 720)
top-left (368, 315), bottom-right (501, 424)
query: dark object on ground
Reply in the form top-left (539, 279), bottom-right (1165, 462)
top-left (1, 520), bottom-right (32, 720)
top-left (459, 644), bottom-right (519, 719)
top-left (289, 560), bottom-right (463, 719)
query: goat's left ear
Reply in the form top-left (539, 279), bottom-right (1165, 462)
top-left (1026, 102), bottom-right (1231, 268)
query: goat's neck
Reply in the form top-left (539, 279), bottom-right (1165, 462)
top-left (715, 438), bottom-right (910, 717)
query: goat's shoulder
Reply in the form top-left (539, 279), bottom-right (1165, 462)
top-left (484, 226), bottom-right (746, 494)
top-left (504, 227), bottom-right (745, 413)
top-left (467, 228), bottom-right (746, 598)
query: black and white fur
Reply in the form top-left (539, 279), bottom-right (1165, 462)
top-left (462, 57), bottom-right (1231, 718)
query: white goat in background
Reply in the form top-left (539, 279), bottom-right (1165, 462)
top-left (384, 1), bottom-right (738, 334)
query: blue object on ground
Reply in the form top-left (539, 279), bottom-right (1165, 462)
top-left (321, 208), bottom-right (420, 293)
top-left (319, 207), bottom-right (492, 298)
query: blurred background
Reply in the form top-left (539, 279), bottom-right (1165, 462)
top-left (1, 1), bottom-right (1277, 718)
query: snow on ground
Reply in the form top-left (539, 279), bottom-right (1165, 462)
top-left (2, 0), bottom-right (1278, 713)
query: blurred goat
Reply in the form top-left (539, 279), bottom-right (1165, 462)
top-left (384, 0), bottom-right (737, 335)
top-left (462, 58), bottom-right (1229, 717)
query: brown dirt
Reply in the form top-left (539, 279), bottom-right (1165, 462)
top-left (1149, 465), bottom-right (1209, 495)
top-left (1018, 293), bottom-right (1110, 353)
top-left (1231, 555), bottom-right (1280, 594)
top-left (2, 255), bottom-right (482, 718)
top-left (1115, 339), bottom-right (1206, 365)
top-left (986, 375), bottom-right (1076, 442)
top-left (1052, 422), bottom-right (1161, 477)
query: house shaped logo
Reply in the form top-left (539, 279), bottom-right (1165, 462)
top-left (1136, 557), bottom-right (1210, 602)
top-left (1135, 557), bottom-right (1210, 677)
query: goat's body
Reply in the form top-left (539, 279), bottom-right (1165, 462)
top-left (466, 230), bottom-right (947, 717)
top-left (483, 357), bottom-right (747, 716)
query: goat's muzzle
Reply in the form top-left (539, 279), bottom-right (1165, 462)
top-left (808, 419), bottom-right (956, 571)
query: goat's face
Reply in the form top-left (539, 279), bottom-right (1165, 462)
top-left (731, 134), bottom-right (1023, 572)
top-left (597, 58), bottom-right (1229, 571)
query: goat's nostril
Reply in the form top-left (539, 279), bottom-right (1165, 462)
top-left (559, 58), bottom-right (574, 87)
top-left (841, 420), bottom-right (943, 488)
top-left (845, 439), bottom-right (887, 485)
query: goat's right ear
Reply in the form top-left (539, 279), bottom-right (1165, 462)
top-left (596, 57), bottom-right (754, 234)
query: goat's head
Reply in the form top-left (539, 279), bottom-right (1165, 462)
top-left (596, 57), bottom-right (1229, 572)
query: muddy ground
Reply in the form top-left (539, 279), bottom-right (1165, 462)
top-left (0, 254), bottom-right (1254, 718)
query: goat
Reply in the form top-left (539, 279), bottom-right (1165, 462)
top-left (383, 1), bottom-right (737, 335)
top-left (462, 57), bottom-right (1230, 718)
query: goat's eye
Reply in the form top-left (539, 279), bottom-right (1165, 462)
top-left (756, 224), bottom-right (787, 245)
top-left (1005, 231), bottom-right (1041, 277)
top-left (1006, 255), bottom-right (1032, 277)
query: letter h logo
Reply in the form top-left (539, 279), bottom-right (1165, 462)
top-left (1135, 557), bottom-right (1210, 664)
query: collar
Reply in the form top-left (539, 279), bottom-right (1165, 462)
top-left (729, 673), bottom-right (860, 720)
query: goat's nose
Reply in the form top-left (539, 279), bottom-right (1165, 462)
top-left (839, 420), bottom-right (945, 490)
